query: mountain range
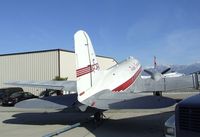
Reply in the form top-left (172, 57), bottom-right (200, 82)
top-left (143, 62), bottom-right (200, 75)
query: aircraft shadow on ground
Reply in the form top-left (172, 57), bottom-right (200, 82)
top-left (3, 109), bottom-right (174, 137)
top-left (3, 111), bottom-right (94, 125)
top-left (3, 96), bottom-right (178, 126)
top-left (90, 111), bottom-right (174, 137)
top-left (109, 96), bottom-right (176, 109)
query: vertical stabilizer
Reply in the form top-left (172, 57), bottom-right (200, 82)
top-left (74, 30), bottom-right (100, 100)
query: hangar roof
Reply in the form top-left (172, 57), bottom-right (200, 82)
top-left (0, 49), bottom-right (117, 62)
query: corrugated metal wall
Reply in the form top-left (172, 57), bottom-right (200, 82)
top-left (96, 56), bottom-right (117, 70)
top-left (0, 51), bottom-right (59, 95)
top-left (60, 51), bottom-right (76, 80)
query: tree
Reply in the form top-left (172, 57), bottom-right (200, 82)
top-left (53, 76), bottom-right (68, 81)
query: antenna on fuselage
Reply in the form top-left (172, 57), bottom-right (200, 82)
top-left (154, 56), bottom-right (157, 69)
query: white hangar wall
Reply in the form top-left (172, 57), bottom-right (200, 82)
top-left (59, 50), bottom-right (117, 80)
top-left (0, 49), bottom-right (117, 95)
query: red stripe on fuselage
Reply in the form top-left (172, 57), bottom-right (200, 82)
top-left (112, 67), bottom-right (142, 92)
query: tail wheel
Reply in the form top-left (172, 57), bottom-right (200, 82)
top-left (94, 111), bottom-right (105, 125)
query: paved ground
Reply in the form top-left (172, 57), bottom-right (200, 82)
top-left (0, 92), bottom-right (198, 137)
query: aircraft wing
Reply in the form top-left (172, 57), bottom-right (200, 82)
top-left (5, 80), bottom-right (77, 92)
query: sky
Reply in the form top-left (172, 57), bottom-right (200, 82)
top-left (0, 0), bottom-right (200, 67)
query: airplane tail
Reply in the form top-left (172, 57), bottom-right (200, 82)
top-left (74, 30), bottom-right (100, 102)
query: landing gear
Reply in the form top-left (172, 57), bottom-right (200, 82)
top-left (153, 91), bottom-right (162, 96)
top-left (93, 111), bottom-right (104, 125)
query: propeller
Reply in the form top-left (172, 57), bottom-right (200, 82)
top-left (144, 67), bottom-right (171, 81)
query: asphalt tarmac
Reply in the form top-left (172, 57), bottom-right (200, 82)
top-left (0, 92), bottom-right (198, 137)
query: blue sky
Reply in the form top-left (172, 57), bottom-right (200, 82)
top-left (0, 0), bottom-right (200, 67)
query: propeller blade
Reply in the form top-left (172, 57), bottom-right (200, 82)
top-left (161, 68), bottom-right (171, 75)
top-left (144, 69), bottom-right (154, 76)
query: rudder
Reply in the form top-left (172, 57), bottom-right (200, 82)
top-left (74, 30), bottom-right (100, 99)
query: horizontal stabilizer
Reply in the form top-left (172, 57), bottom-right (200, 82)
top-left (81, 89), bottom-right (176, 109)
top-left (15, 94), bottom-right (77, 109)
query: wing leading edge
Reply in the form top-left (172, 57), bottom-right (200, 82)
top-left (5, 80), bottom-right (77, 92)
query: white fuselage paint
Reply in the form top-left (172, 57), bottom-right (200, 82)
top-left (78, 57), bottom-right (142, 104)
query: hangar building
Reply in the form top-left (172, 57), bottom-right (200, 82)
top-left (0, 49), bottom-right (117, 95)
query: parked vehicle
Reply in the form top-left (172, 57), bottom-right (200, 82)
top-left (39, 89), bottom-right (63, 98)
top-left (164, 94), bottom-right (200, 137)
top-left (164, 114), bottom-right (176, 137)
top-left (0, 87), bottom-right (23, 105)
top-left (2, 92), bottom-right (38, 106)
